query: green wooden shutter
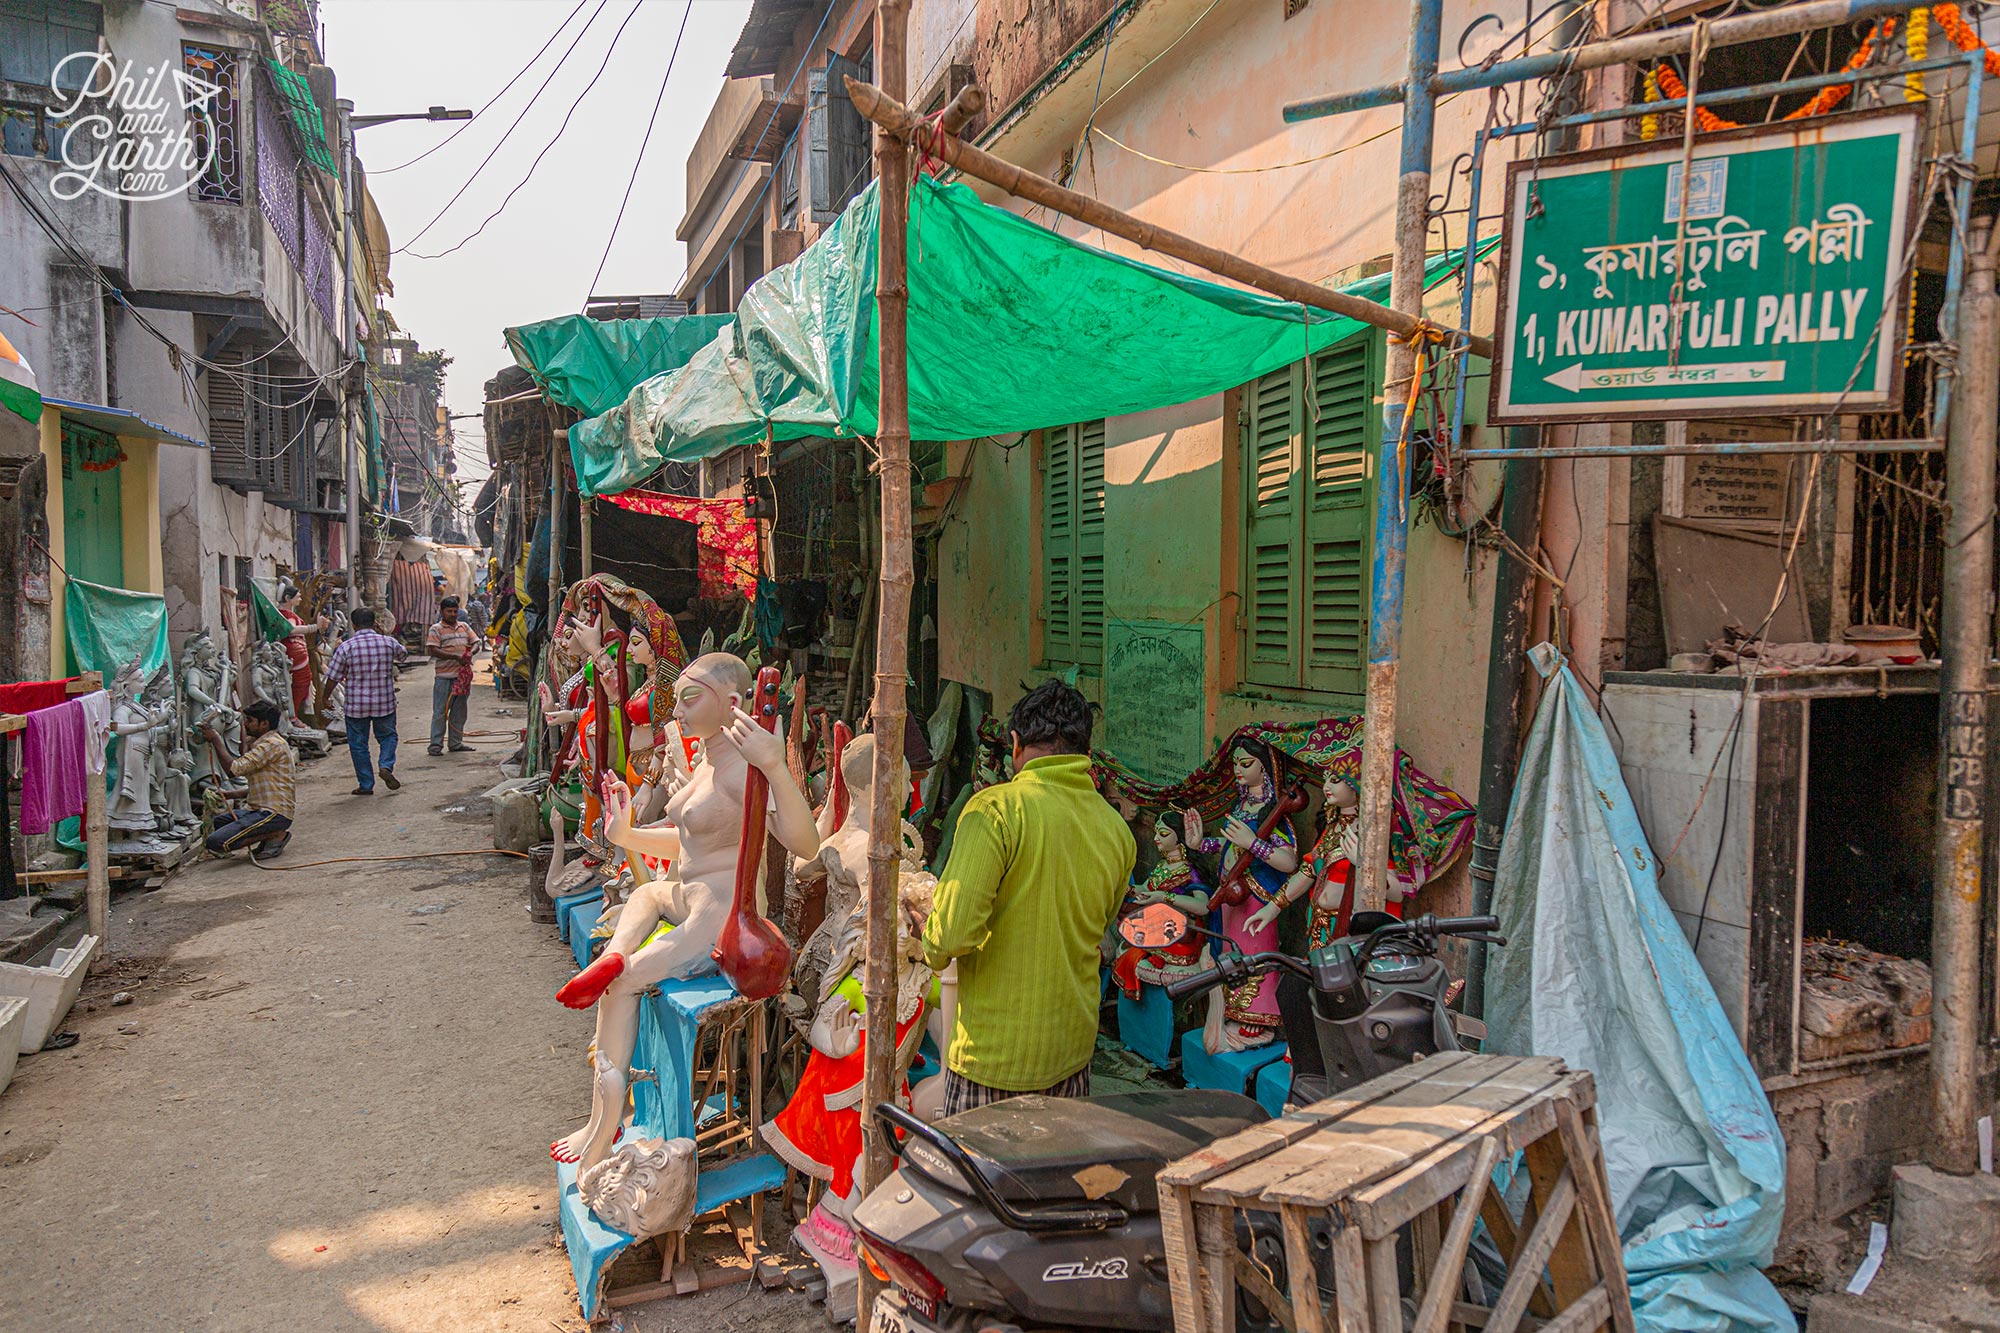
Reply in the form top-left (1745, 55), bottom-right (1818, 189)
top-left (1242, 365), bottom-right (1303, 689)
top-left (1076, 418), bottom-right (1106, 662)
top-left (1304, 339), bottom-right (1374, 695)
top-left (1042, 424), bottom-right (1077, 664)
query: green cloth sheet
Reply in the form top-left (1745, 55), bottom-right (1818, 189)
top-left (504, 314), bottom-right (733, 418)
top-left (569, 175), bottom-right (1477, 498)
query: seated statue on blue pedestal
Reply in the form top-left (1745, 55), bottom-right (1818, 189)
top-left (548, 652), bottom-right (822, 1173)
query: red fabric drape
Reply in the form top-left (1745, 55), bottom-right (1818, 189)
top-left (600, 490), bottom-right (759, 600)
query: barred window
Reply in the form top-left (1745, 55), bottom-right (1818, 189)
top-left (182, 43), bottom-right (243, 204)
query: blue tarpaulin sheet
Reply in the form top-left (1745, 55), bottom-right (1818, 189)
top-left (1486, 644), bottom-right (1795, 1333)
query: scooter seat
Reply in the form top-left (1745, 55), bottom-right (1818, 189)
top-left (935, 1090), bottom-right (1268, 1214)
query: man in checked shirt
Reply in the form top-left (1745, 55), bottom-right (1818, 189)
top-left (324, 607), bottom-right (408, 795)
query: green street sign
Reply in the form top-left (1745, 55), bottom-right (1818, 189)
top-left (1490, 107), bottom-right (1921, 424)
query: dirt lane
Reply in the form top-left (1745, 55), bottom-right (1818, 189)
top-left (0, 669), bottom-right (818, 1333)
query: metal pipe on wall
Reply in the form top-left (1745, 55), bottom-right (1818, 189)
top-left (1285, 0), bottom-right (1930, 120)
top-left (1928, 219), bottom-right (1999, 1175)
top-left (1464, 0), bottom-right (1585, 1015)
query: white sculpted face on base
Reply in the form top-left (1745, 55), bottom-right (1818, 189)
top-left (576, 1136), bottom-right (697, 1237)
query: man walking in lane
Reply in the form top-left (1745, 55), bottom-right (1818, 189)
top-left (325, 606), bottom-right (406, 795)
top-left (425, 595), bottom-right (479, 757)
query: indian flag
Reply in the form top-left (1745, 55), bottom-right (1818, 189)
top-left (0, 328), bottom-right (38, 425)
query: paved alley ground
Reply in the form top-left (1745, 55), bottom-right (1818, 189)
top-left (0, 665), bottom-right (820, 1333)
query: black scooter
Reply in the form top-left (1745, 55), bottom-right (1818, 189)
top-left (851, 912), bottom-right (1505, 1333)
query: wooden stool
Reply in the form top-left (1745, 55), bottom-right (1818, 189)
top-left (1156, 1053), bottom-right (1635, 1333)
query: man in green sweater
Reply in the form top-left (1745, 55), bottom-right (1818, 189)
top-left (921, 679), bottom-right (1136, 1114)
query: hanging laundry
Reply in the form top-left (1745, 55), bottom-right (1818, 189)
top-left (0, 677), bottom-right (77, 715)
top-left (20, 699), bottom-right (87, 835)
top-left (600, 490), bottom-right (759, 600)
top-left (76, 688), bottom-right (111, 775)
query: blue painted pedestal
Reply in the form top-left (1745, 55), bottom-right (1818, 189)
top-left (553, 886), bottom-right (604, 943)
top-left (1117, 983), bottom-right (1178, 1070)
top-left (554, 975), bottom-right (784, 1320)
top-left (1180, 1030), bottom-right (1288, 1097)
top-left (1254, 1057), bottom-right (1293, 1116)
top-left (566, 899), bottom-right (605, 969)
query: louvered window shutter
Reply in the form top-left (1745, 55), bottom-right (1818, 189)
top-left (1075, 418), bottom-right (1106, 661)
top-left (807, 66), bottom-right (831, 220)
top-left (1304, 340), bottom-right (1373, 694)
top-left (1042, 424), bottom-right (1076, 665)
top-left (206, 354), bottom-right (253, 485)
top-left (1241, 364), bottom-right (1303, 689)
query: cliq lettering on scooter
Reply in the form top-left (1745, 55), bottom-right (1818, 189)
top-left (1042, 1259), bottom-right (1130, 1282)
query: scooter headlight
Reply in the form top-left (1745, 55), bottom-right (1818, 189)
top-left (900, 1137), bottom-right (972, 1194)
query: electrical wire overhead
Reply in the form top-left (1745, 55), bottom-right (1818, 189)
top-left (370, 0), bottom-right (594, 175)
top-left (585, 0), bottom-right (695, 306)
top-left (402, 0), bottom-right (647, 263)
top-left (394, 0), bottom-right (612, 252)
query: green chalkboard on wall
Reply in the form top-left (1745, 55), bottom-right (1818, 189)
top-left (1104, 619), bottom-right (1205, 785)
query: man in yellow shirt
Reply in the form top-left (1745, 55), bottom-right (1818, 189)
top-left (922, 680), bottom-right (1135, 1114)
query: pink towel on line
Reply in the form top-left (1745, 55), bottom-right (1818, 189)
top-left (21, 699), bottom-right (87, 834)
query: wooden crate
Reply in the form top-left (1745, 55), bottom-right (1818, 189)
top-left (1156, 1053), bottom-right (1635, 1333)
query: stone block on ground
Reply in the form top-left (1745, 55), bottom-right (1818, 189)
top-left (1891, 1164), bottom-right (2000, 1270)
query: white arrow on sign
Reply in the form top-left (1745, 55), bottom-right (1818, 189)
top-left (1542, 360), bottom-right (1787, 392)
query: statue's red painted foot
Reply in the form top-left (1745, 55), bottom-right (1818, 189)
top-left (556, 952), bottom-right (626, 1009)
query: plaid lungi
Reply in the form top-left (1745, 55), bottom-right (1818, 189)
top-left (941, 1066), bottom-right (1091, 1117)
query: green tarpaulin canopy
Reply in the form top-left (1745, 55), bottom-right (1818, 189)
top-left (64, 578), bottom-right (170, 680)
top-left (505, 314), bottom-right (733, 418)
top-left (570, 175), bottom-right (1476, 499)
top-left (264, 60), bottom-right (338, 175)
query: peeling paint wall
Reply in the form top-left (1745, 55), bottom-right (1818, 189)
top-left (925, 0), bottom-right (1601, 915)
top-left (2, 0), bottom-right (347, 658)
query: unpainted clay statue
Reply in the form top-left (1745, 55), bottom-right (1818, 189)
top-left (106, 659), bottom-right (175, 832)
top-left (550, 652), bottom-right (821, 1171)
top-left (788, 734), bottom-right (922, 1026)
top-left (179, 632), bottom-right (242, 794)
top-left (252, 640), bottom-right (329, 756)
top-left (576, 1135), bottom-right (697, 1238)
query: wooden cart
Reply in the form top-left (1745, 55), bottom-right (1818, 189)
top-left (1155, 1053), bottom-right (1634, 1333)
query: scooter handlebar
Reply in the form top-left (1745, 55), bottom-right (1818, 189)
top-left (1162, 951), bottom-right (1309, 1001)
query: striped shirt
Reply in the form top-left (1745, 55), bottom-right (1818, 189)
top-left (425, 620), bottom-right (479, 676)
top-left (324, 629), bottom-right (407, 717)
top-left (230, 731), bottom-right (297, 820)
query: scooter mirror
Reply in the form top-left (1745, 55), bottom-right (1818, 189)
top-left (1119, 901), bottom-right (1189, 949)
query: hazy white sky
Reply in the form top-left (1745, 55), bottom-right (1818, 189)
top-left (320, 0), bottom-right (755, 479)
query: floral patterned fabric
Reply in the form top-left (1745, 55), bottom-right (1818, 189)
top-left (1067, 715), bottom-right (1474, 893)
top-left (600, 489), bottom-right (760, 600)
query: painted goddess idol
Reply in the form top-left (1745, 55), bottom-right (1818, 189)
top-left (1183, 737), bottom-right (1303, 1053)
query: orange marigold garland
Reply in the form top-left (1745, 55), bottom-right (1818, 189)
top-left (1651, 17), bottom-right (1897, 133)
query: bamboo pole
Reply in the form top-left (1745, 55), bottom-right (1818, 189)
top-left (859, 2), bottom-right (912, 1324)
top-left (842, 79), bottom-right (1492, 362)
top-left (78, 671), bottom-right (108, 967)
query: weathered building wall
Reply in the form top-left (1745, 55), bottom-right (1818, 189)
top-left (3, 0), bottom-right (346, 658)
top-left (932, 0), bottom-right (1543, 913)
